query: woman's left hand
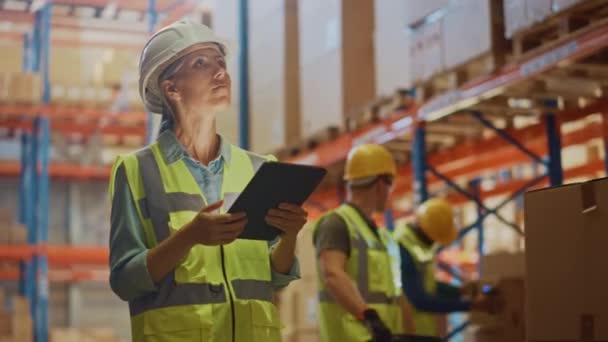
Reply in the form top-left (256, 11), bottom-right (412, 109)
top-left (265, 203), bottom-right (308, 238)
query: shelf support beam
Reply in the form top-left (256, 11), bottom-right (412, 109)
top-left (544, 113), bottom-right (563, 186)
top-left (412, 122), bottom-right (429, 204)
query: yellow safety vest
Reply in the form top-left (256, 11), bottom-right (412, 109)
top-left (393, 224), bottom-right (438, 337)
top-left (312, 204), bottom-right (404, 342)
top-left (109, 141), bottom-right (281, 342)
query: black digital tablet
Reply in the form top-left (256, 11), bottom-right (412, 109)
top-left (228, 161), bottom-right (327, 241)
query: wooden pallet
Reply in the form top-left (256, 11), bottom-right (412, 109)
top-left (511, 0), bottom-right (608, 61)
top-left (414, 51), bottom-right (507, 103)
top-left (345, 89), bottom-right (415, 132)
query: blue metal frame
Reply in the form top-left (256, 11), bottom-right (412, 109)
top-left (238, 0), bottom-right (250, 149)
top-left (412, 123), bottom-right (429, 204)
top-left (17, 3), bottom-right (53, 341)
top-left (544, 113), bottom-right (563, 186)
top-left (409, 110), bottom-right (565, 340)
top-left (470, 179), bottom-right (484, 275)
top-left (146, 0), bottom-right (157, 143)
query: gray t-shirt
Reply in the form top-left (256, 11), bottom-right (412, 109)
top-left (313, 204), bottom-right (380, 257)
top-left (313, 212), bottom-right (351, 256)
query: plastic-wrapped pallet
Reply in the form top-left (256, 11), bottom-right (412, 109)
top-left (442, 0), bottom-right (506, 70)
top-left (504, 0), bottom-right (529, 38)
top-left (409, 18), bottom-right (444, 83)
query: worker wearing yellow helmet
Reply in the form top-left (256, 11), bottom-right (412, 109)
top-left (394, 198), bottom-right (498, 337)
top-left (312, 144), bottom-right (413, 341)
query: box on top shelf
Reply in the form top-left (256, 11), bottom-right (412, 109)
top-left (409, 18), bottom-right (444, 84)
top-left (524, 177), bottom-right (608, 341)
top-left (374, 0), bottom-right (412, 96)
top-left (442, 0), bottom-right (509, 71)
top-left (249, 0), bottom-right (301, 153)
top-left (404, 0), bottom-right (449, 27)
top-left (298, 0), bottom-right (375, 138)
top-left (552, 0), bottom-right (583, 13)
top-left (504, 0), bottom-right (530, 38)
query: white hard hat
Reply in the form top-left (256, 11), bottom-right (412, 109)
top-left (139, 19), bottom-right (233, 113)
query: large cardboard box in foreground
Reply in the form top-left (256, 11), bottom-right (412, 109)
top-left (524, 177), bottom-right (608, 341)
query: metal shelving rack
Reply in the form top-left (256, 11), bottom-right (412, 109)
top-left (0, 1), bottom-right (198, 341)
top-left (287, 16), bottom-right (608, 340)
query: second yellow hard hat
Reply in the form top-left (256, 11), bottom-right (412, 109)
top-left (416, 198), bottom-right (457, 246)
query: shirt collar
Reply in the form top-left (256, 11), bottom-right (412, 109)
top-left (156, 130), bottom-right (232, 165)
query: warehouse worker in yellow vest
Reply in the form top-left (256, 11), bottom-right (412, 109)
top-left (108, 20), bottom-right (307, 342)
top-left (394, 198), bottom-right (498, 337)
top-left (313, 144), bottom-right (412, 342)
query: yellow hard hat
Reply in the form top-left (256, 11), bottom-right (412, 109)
top-left (344, 144), bottom-right (397, 181)
top-left (416, 198), bottom-right (457, 246)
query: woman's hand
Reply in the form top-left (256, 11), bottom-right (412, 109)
top-left (185, 200), bottom-right (248, 246)
top-left (265, 203), bottom-right (308, 238)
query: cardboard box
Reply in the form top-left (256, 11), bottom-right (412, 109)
top-left (12, 297), bottom-right (28, 316)
top-left (524, 177), bottom-right (608, 340)
top-left (374, 0), bottom-right (413, 96)
top-left (249, 0), bottom-right (301, 152)
top-left (299, 0), bottom-right (375, 137)
top-left (552, 0), bottom-right (582, 13)
top-left (526, 0), bottom-right (552, 25)
top-left (503, 0), bottom-right (529, 38)
top-left (409, 18), bottom-right (444, 83)
top-left (471, 278), bottom-right (525, 339)
top-left (442, 0), bottom-right (507, 71)
top-left (480, 252), bottom-right (525, 283)
top-left (9, 224), bottom-right (28, 245)
top-left (296, 225), bottom-right (317, 281)
top-left (404, 0), bottom-right (449, 27)
top-left (283, 328), bottom-right (320, 342)
top-left (0, 312), bottom-right (11, 336)
top-left (11, 314), bottom-right (32, 342)
top-left (279, 279), bottom-right (319, 333)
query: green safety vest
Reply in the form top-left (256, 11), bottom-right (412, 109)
top-left (109, 141), bottom-right (281, 342)
top-left (393, 224), bottom-right (438, 337)
top-left (312, 204), bottom-right (404, 342)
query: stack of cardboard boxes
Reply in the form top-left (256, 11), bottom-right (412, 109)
top-left (0, 209), bottom-right (28, 245)
top-left (0, 72), bottom-right (42, 105)
top-left (298, 0), bottom-right (375, 138)
top-left (49, 327), bottom-right (119, 342)
top-left (524, 177), bottom-right (608, 341)
top-left (407, 0), bottom-right (507, 85)
top-left (249, 0), bottom-right (301, 153)
top-left (0, 290), bottom-right (33, 342)
top-left (278, 224), bottom-right (320, 342)
top-left (469, 252), bottom-right (526, 342)
top-left (503, 0), bottom-right (584, 38)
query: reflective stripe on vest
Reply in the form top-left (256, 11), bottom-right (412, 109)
top-left (318, 207), bottom-right (398, 305)
top-left (393, 223), bottom-right (438, 336)
top-left (127, 146), bottom-right (273, 316)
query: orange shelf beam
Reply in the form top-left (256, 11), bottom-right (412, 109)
top-left (0, 245), bottom-right (108, 265)
top-left (0, 161), bottom-right (111, 179)
top-left (0, 104), bottom-right (146, 122)
top-left (287, 21), bottom-right (608, 167)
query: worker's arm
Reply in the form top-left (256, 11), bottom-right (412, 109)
top-left (109, 165), bottom-right (159, 301)
top-left (319, 249), bottom-right (368, 317)
top-left (268, 235), bottom-right (301, 290)
top-left (266, 203), bottom-right (308, 274)
top-left (399, 245), bottom-right (471, 313)
top-left (436, 282), bottom-right (463, 299)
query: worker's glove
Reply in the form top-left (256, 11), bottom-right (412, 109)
top-left (362, 308), bottom-right (392, 342)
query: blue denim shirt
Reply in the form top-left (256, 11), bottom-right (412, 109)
top-left (109, 130), bottom-right (300, 301)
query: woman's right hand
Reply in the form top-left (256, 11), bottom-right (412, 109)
top-left (184, 200), bottom-right (248, 246)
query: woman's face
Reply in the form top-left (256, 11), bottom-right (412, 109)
top-left (163, 43), bottom-right (231, 114)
